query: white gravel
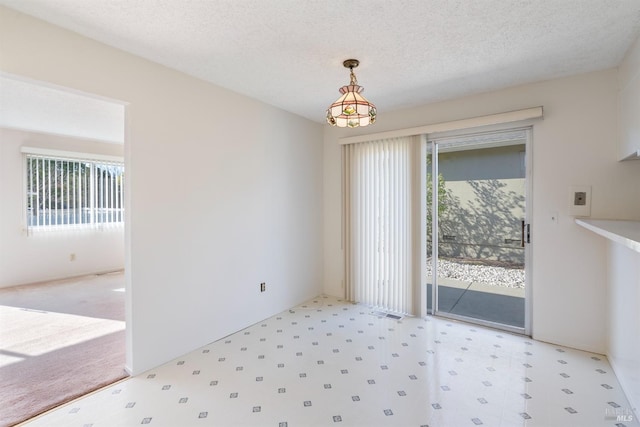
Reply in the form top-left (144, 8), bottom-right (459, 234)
top-left (426, 258), bottom-right (525, 289)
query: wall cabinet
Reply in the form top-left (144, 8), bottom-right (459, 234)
top-left (618, 37), bottom-right (640, 161)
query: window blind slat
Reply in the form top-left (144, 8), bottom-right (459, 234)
top-left (25, 154), bottom-right (124, 231)
top-left (345, 137), bottom-right (413, 314)
top-left (111, 170), bottom-right (115, 223)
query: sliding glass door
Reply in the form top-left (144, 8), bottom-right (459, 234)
top-left (427, 129), bottom-right (531, 334)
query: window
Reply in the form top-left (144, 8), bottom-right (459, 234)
top-left (25, 153), bottom-right (124, 230)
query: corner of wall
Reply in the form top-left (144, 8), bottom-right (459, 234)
top-left (618, 34), bottom-right (640, 90)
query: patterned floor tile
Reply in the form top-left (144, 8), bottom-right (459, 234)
top-left (22, 295), bottom-right (638, 427)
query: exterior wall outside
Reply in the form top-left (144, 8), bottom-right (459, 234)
top-left (0, 127), bottom-right (124, 288)
top-left (437, 145), bottom-right (525, 264)
top-left (0, 6), bottom-right (324, 375)
top-left (324, 68), bottom-right (640, 355)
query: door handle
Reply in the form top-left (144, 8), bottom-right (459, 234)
top-left (521, 221), bottom-right (531, 246)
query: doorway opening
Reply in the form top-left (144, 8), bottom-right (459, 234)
top-left (0, 73), bottom-right (128, 425)
top-left (426, 128), bottom-right (531, 334)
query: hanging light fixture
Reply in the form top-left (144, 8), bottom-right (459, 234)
top-left (326, 59), bottom-right (376, 128)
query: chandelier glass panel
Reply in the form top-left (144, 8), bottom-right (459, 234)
top-left (326, 59), bottom-right (376, 128)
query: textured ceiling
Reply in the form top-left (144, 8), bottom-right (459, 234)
top-left (2, 0), bottom-right (640, 124)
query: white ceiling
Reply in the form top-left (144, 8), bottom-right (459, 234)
top-left (2, 0), bottom-right (639, 124)
top-left (0, 75), bottom-right (125, 143)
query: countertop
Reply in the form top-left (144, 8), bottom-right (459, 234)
top-left (575, 218), bottom-right (640, 253)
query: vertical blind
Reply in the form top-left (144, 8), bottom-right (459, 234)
top-left (343, 137), bottom-right (414, 314)
top-left (26, 154), bottom-right (125, 230)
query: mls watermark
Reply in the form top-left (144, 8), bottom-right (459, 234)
top-left (605, 407), bottom-right (635, 422)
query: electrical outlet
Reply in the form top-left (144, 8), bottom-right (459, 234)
top-left (260, 282), bottom-right (266, 292)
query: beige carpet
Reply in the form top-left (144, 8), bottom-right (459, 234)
top-left (0, 272), bottom-right (127, 427)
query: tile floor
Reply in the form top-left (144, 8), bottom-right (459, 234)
top-left (23, 295), bottom-right (637, 427)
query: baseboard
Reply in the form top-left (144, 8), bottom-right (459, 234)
top-left (608, 355), bottom-right (639, 419)
top-left (2, 268), bottom-right (125, 289)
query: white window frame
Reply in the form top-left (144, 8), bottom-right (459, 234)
top-left (22, 147), bottom-right (124, 233)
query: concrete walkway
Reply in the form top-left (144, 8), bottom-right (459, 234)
top-left (427, 278), bottom-right (525, 328)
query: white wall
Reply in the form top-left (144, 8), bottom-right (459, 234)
top-left (606, 240), bottom-right (640, 416)
top-left (324, 69), bottom-right (640, 354)
top-left (607, 34), bottom-right (640, 415)
top-left (618, 34), bottom-right (640, 160)
top-left (0, 128), bottom-right (124, 287)
top-left (0, 6), bottom-right (324, 374)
